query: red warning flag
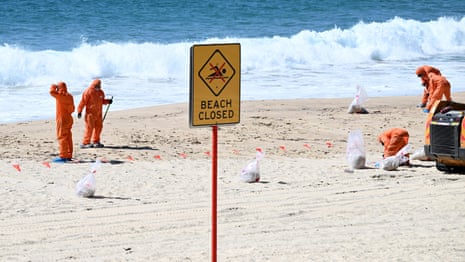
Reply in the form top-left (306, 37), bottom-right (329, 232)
top-left (42, 161), bottom-right (51, 168)
top-left (12, 163), bottom-right (21, 172)
top-left (179, 153), bottom-right (187, 159)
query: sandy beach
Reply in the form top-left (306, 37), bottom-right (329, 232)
top-left (1, 93), bottom-right (465, 261)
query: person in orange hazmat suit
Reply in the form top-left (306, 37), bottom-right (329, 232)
top-left (378, 128), bottom-right (409, 159)
top-left (50, 82), bottom-right (75, 162)
top-left (415, 65), bottom-right (441, 108)
top-left (77, 79), bottom-right (113, 148)
top-left (415, 65), bottom-right (451, 113)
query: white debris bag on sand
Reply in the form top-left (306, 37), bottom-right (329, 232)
top-left (240, 150), bottom-right (265, 183)
top-left (348, 85), bottom-right (369, 114)
top-left (396, 144), bottom-right (411, 165)
top-left (380, 156), bottom-right (400, 171)
top-left (378, 144), bottom-right (410, 171)
top-left (411, 147), bottom-right (430, 161)
top-left (76, 160), bottom-right (101, 197)
top-left (346, 130), bottom-right (366, 169)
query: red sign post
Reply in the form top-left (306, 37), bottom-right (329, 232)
top-left (189, 43), bottom-right (240, 262)
top-left (211, 125), bottom-right (218, 261)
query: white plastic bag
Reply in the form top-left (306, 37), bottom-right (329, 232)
top-left (76, 160), bottom-right (101, 197)
top-left (76, 172), bottom-right (96, 197)
top-left (380, 156), bottom-right (400, 171)
top-left (240, 150), bottom-right (265, 183)
top-left (348, 85), bottom-right (369, 114)
top-left (346, 130), bottom-right (366, 170)
top-left (411, 147), bottom-right (430, 161)
top-left (395, 144), bottom-right (411, 165)
top-left (376, 144), bottom-right (410, 171)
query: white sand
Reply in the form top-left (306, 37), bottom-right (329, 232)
top-left (1, 94), bottom-right (465, 261)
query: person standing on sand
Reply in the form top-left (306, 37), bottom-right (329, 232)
top-left (77, 79), bottom-right (112, 148)
top-left (415, 65), bottom-right (451, 113)
top-left (49, 82), bottom-right (75, 162)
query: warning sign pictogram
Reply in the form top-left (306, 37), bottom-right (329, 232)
top-left (190, 43), bottom-right (241, 127)
top-left (199, 50), bottom-right (236, 96)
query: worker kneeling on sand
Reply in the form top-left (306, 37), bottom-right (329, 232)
top-left (77, 79), bottom-right (113, 148)
top-left (378, 128), bottom-right (410, 165)
top-left (50, 82), bottom-right (75, 162)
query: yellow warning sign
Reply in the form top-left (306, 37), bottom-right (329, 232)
top-left (190, 43), bottom-right (240, 127)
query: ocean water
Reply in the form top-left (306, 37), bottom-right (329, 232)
top-left (1, 0), bottom-right (465, 123)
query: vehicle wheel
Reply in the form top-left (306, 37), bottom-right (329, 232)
top-left (436, 161), bottom-right (451, 172)
top-left (436, 161), bottom-right (465, 174)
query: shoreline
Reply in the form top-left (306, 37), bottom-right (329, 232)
top-left (0, 92), bottom-right (455, 125)
top-left (2, 93), bottom-right (460, 162)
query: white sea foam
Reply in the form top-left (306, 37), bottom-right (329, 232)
top-left (1, 17), bottom-right (465, 123)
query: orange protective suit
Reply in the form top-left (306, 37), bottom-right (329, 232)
top-left (425, 73), bottom-right (451, 111)
top-left (77, 79), bottom-right (111, 146)
top-left (378, 128), bottom-right (409, 158)
top-left (415, 65), bottom-right (451, 110)
top-left (416, 65), bottom-right (441, 82)
top-left (50, 82), bottom-right (75, 159)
